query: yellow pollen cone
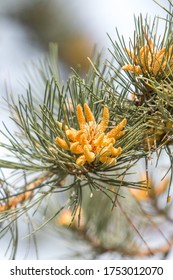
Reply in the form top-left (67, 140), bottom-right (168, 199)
top-left (76, 155), bottom-right (86, 166)
top-left (84, 145), bottom-right (95, 163)
top-left (56, 137), bottom-right (69, 150)
top-left (56, 121), bottom-right (68, 130)
top-left (93, 133), bottom-right (105, 146)
top-left (99, 143), bottom-right (113, 157)
top-left (111, 147), bottom-right (122, 157)
top-left (66, 129), bottom-right (77, 141)
top-left (70, 142), bottom-right (83, 154)
top-left (77, 104), bottom-right (86, 129)
top-left (99, 106), bottom-right (109, 132)
top-left (122, 65), bottom-right (142, 74)
top-left (107, 118), bottom-right (127, 139)
top-left (84, 103), bottom-right (95, 122)
top-left (103, 137), bottom-right (115, 145)
top-left (99, 156), bottom-right (117, 166)
top-left (80, 134), bottom-right (88, 146)
top-left (75, 130), bottom-right (84, 141)
top-left (114, 131), bottom-right (126, 141)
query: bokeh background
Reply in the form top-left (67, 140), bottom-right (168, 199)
top-left (0, 0), bottom-right (169, 259)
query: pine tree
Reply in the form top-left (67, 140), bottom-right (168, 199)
top-left (0, 0), bottom-right (173, 259)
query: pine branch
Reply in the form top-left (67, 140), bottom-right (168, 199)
top-left (0, 1), bottom-right (173, 259)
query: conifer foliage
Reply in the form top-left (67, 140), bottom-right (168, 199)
top-left (0, 0), bottom-right (173, 259)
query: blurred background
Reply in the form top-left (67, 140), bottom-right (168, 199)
top-left (0, 0), bottom-right (167, 85)
top-left (0, 0), bottom-right (170, 259)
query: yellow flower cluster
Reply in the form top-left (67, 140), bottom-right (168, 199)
top-left (56, 103), bottom-right (126, 166)
top-left (122, 38), bottom-right (173, 76)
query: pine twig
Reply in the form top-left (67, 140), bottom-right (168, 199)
top-left (0, 174), bottom-right (51, 212)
